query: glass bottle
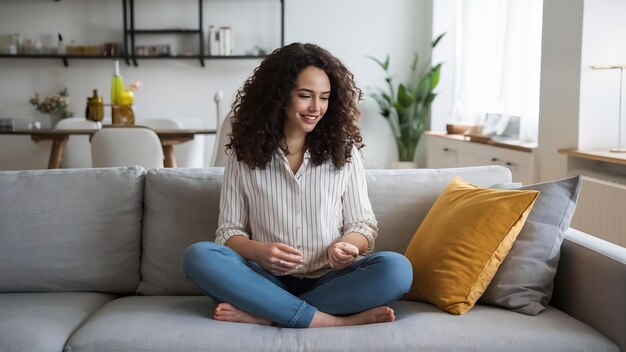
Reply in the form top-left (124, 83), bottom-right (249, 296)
top-left (111, 60), bottom-right (125, 105)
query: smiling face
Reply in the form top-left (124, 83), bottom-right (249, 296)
top-left (283, 66), bottom-right (331, 138)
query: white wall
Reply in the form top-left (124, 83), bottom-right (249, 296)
top-left (0, 0), bottom-right (432, 169)
top-left (536, 0), bottom-right (584, 181)
top-left (285, 0), bottom-right (433, 167)
top-left (578, 0), bottom-right (626, 151)
top-left (430, 0), bottom-right (456, 132)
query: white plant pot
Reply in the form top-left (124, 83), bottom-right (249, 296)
top-left (390, 161), bottom-right (418, 169)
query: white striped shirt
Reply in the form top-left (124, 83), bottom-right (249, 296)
top-left (215, 146), bottom-right (378, 278)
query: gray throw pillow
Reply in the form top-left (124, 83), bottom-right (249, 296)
top-left (480, 176), bottom-right (582, 315)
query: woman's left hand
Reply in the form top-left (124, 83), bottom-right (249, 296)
top-left (327, 241), bottom-right (359, 270)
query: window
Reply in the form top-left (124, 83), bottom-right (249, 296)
top-left (432, 0), bottom-right (543, 143)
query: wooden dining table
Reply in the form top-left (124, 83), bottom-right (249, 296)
top-left (0, 127), bottom-right (217, 168)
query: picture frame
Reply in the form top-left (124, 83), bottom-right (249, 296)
top-left (481, 113), bottom-right (520, 140)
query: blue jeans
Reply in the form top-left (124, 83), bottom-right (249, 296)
top-left (182, 242), bottom-right (412, 328)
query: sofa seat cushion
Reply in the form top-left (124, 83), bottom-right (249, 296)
top-left (65, 296), bottom-right (618, 352)
top-left (0, 292), bottom-right (117, 352)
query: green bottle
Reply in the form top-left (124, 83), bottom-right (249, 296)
top-left (111, 61), bottom-right (125, 105)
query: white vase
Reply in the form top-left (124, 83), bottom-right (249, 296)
top-left (390, 161), bottom-right (418, 169)
top-left (48, 113), bottom-right (64, 129)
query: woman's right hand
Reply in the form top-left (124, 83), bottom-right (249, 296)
top-left (254, 242), bottom-right (304, 275)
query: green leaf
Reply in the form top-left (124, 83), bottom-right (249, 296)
top-left (369, 94), bottom-right (390, 115)
top-left (368, 91), bottom-right (386, 107)
top-left (394, 103), bottom-right (406, 123)
top-left (430, 63), bottom-right (442, 90)
top-left (381, 91), bottom-right (392, 104)
top-left (371, 88), bottom-right (391, 104)
top-left (410, 52), bottom-right (419, 72)
top-left (416, 74), bottom-right (431, 103)
top-left (397, 84), bottom-right (413, 108)
top-left (424, 92), bottom-right (437, 107)
top-left (366, 55), bottom-right (389, 71)
top-left (432, 32), bottom-right (446, 48)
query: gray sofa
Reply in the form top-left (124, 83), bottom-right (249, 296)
top-left (0, 166), bottom-right (624, 352)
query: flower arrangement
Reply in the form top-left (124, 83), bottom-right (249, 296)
top-left (128, 81), bottom-right (143, 92)
top-left (29, 88), bottom-right (74, 119)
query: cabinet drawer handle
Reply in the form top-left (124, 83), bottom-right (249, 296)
top-left (491, 157), bottom-right (498, 162)
top-left (505, 162), bottom-right (516, 166)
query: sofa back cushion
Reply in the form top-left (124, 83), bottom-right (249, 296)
top-left (0, 167), bottom-right (144, 293)
top-left (138, 169), bottom-right (222, 295)
top-left (365, 166), bottom-right (513, 254)
top-left (138, 165), bottom-right (512, 295)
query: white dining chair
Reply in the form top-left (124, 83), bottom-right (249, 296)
top-left (91, 127), bottom-right (164, 169)
top-left (55, 117), bottom-right (100, 168)
top-left (209, 91), bottom-right (230, 167)
top-left (136, 118), bottom-right (181, 130)
top-left (210, 113), bottom-right (232, 167)
top-left (137, 118), bottom-right (204, 168)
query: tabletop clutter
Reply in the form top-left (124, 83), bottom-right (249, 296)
top-left (85, 61), bottom-right (140, 126)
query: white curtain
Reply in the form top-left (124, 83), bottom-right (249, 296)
top-left (433, 0), bottom-right (543, 143)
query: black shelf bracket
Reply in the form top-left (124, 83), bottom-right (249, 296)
top-left (122, 0), bottom-right (130, 66)
top-left (198, 0), bottom-right (204, 67)
top-left (130, 0), bottom-right (138, 67)
top-left (281, 0), bottom-right (285, 47)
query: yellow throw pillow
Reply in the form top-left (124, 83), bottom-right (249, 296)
top-left (404, 176), bottom-right (539, 315)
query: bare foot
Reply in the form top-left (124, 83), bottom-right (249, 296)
top-left (213, 303), bottom-right (272, 326)
top-left (309, 306), bottom-right (395, 328)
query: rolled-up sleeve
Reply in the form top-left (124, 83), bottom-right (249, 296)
top-left (341, 147), bottom-right (378, 255)
top-left (215, 154), bottom-right (251, 245)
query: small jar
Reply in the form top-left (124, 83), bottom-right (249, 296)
top-left (86, 89), bottom-right (104, 122)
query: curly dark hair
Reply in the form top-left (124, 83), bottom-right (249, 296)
top-left (226, 42), bottom-right (364, 170)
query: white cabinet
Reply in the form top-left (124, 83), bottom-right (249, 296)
top-left (425, 133), bottom-right (536, 184)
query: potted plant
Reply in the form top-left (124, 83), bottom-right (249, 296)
top-left (369, 33), bottom-right (445, 166)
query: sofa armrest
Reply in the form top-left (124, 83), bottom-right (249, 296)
top-left (551, 228), bottom-right (626, 351)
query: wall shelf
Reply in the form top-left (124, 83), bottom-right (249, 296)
top-left (1, 0), bottom-right (284, 67)
top-left (129, 29), bottom-right (202, 34)
top-left (123, 0), bottom-right (284, 67)
top-left (0, 54), bottom-right (127, 67)
top-left (124, 0), bottom-right (206, 66)
top-left (0, 54), bottom-right (264, 67)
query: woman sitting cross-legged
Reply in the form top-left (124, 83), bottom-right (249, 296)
top-left (183, 42), bottom-right (413, 328)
